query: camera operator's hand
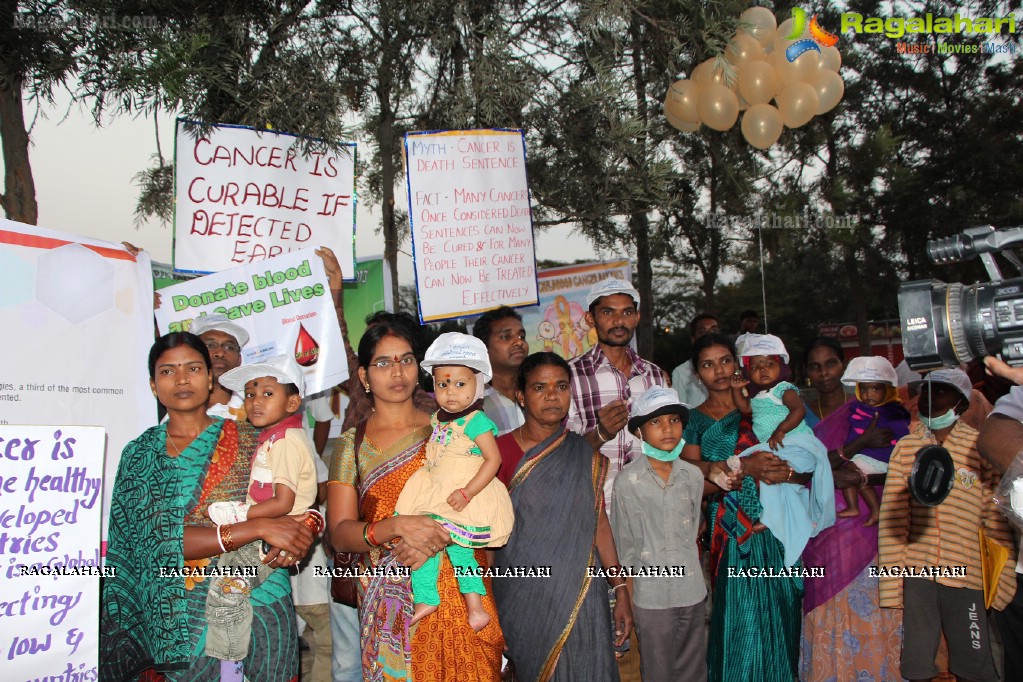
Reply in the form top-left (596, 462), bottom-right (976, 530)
top-left (984, 355), bottom-right (1023, 386)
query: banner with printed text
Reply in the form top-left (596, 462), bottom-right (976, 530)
top-left (174, 119), bottom-right (356, 276)
top-left (2, 424), bottom-right (105, 677)
top-left (404, 129), bottom-right (538, 322)
top-left (517, 260), bottom-right (633, 359)
top-left (154, 248), bottom-right (348, 393)
top-left (0, 220), bottom-right (157, 547)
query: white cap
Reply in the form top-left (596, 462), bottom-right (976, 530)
top-left (841, 356), bottom-right (898, 387)
top-left (909, 368), bottom-right (973, 405)
top-left (585, 277), bottom-right (641, 309)
top-left (421, 332), bottom-right (492, 383)
top-left (736, 333), bottom-right (789, 365)
top-left (190, 313), bottom-right (250, 348)
top-left (219, 354), bottom-right (306, 398)
top-left (628, 386), bottom-right (689, 432)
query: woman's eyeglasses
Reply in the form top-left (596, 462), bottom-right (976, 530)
top-left (370, 355), bottom-right (417, 370)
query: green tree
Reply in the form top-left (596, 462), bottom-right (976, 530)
top-left (0, 1), bottom-right (81, 224)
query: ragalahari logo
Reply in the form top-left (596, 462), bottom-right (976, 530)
top-left (785, 7), bottom-right (840, 61)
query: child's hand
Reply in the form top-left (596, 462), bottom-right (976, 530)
top-left (730, 372), bottom-right (748, 389)
top-left (708, 461), bottom-right (741, 490)
top-left (447, 488), bottom-right (473, 512)
top-left (768, 429), bottom-right (786, 451)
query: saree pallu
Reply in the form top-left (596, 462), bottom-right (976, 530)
top-left (100, 419), bottom-right (298, 682)
top-left (688, 410), bottom-right (802, 682)
top-left (334, 426), bottom-right (503, 682)
top-left (492, 429), bottom-right (619, 682)
top-left (798, 401), bottom-right (903, 681)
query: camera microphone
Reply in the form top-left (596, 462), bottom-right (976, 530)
top-left (928, 225), bottom-right (1023, 265)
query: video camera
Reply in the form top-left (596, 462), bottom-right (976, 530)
top-left (898, 225), bottom-right (1023, 370)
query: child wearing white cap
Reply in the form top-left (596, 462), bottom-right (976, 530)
top-left (836, 356), bottom-right (910, 526)
top-left (203, 354), bottom-right (319, 662)
top-left (731, 334), bottom-right (835, 566)
top-left (611, 387), bottom-right (707, 681)
top-left (394, 332), bottom-right (515, 632)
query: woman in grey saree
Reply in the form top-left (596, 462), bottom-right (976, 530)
top-left (492, 352), bottom-right (632, 682)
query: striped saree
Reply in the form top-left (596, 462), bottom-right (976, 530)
top-left (100, 418), bottom-right (298, 682)
top-left (330, 426), bottom-right (503, 682)
top-left (685, 410), bottom-right (802, 682)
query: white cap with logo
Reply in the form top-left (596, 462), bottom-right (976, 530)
top-left (219, 354), bottom-right (306, 398)
top-left (190, 313), bottom-right (250, 348)
top-left (628, 386), bottom-right (690, 433)
top-left (736, 333), bottom-right (789, 365)
top-left (909, 368), bottom-right (973, 404)
top-left (841, 356), bottom-right (899, 387)
top-left (421, 332), bottom-right (493, 383)
top-left (585, 277), bottom-right (641, 309)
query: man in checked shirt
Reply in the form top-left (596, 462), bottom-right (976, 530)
top-left (566, 277), bottom-right (668, 504)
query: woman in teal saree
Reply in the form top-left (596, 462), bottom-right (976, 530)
top-left (100, 333), bottom-right (314, 681)
top-left (681, 334), bottom-right (804, 682)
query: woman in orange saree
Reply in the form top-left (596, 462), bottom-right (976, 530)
top-left (327, 315), bottom-right (503, 681)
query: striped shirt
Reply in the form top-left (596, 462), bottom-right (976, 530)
top-left (877, 420), bottom-right (1017, 610)
top-left (566, 344), bottom-right (667, 499)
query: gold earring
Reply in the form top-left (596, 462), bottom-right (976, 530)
top-left (364, 384), bottom-right (371, 394)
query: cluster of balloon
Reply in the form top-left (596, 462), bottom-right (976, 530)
top-left (664, 6), bottom-right (844, 149)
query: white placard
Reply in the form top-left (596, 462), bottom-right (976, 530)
top-left (174, 119), bottom-right (356, 276)
top-left (153, 248), bottom-right (348, 394)
top-left (0, 220), bottom-right (156, 548)
top-left (404, 129), bottom-right (539, 322)
top-left (1, 424), bottom-right (105, 677)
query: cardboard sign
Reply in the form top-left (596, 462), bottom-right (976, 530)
top-left (2, 424), bottom-right (106, 677)
top-left (154, 248), bottom-right (348, 393)
top-left (0, 221), bottom-right (156, 546)
top-left (473, 260), bottom-right (633, 360)
top-left (174, 119), bottom-right (356, 276)
top-left (404, 129), bottom-right (538, 322)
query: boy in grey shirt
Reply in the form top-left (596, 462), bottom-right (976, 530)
top-left (611, 387), bottom-right (707, 681)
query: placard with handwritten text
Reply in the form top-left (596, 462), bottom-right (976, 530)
top-left (174, 119), bottom-right (357, 276)
top-left (404, 129), bottom-right (538, 322)
top-left (2, 425), bottom-right (105, 677)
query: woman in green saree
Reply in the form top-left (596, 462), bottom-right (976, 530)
top-left (681, 334), bottom-right (805, 682)
top-left (100, 332), bottom-right (315, 681)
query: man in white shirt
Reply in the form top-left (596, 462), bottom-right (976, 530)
top-left (473, 306), bottom-right (528, 434)
top-left (669, 313), bottom-right (720, 408)
top-left (190, 313), bottom-right (249, 420)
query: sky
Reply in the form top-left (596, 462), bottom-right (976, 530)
top-left (19, 93), bottom-right (609, 283)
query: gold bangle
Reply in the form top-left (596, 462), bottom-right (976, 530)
top-left (595, 423), bottom-right (609, 443)
top-left (219, 523), bottom-right (238, 552)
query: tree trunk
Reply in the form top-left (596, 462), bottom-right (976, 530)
top-left (0, 65), bottom-right (37, 224)
top-left (633, 211), bottom-right (654, 358)
top-left (842, 242), bottom-right (871, 356)
top-left (377, 84), bottom-right (400, 313)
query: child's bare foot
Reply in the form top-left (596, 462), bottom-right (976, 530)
top-left (751, 521), bottom-right (768, 534)
top-left (837, 506), bottom-right (860, 518)
top-left (863, 510), bottom-right (879, 527)
top-left (466, 608), bottom-right (491, 632)
top-left (409, 603), bottom-right (437, 626)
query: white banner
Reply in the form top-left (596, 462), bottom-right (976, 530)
top-left (154, 248), bottom-right (348, 394)
top-left (0, 220), bottom-right (156, 547)
top-left (1, 424), bottom-right (105, 677)
top-left (174, 119), bottom-right (357, 277)
top-left (404, 129), bottom-right (538, 322)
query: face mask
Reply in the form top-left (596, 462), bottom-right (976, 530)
top-left (640, 438), bottom-right (685, 462)
top-left (920, 405), bottom-right (960, 431)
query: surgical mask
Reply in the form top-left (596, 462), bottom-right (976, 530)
top-left (640, 438), bottom-right (685, 462)
top-left (920, 405), bottom-right (960, 431)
